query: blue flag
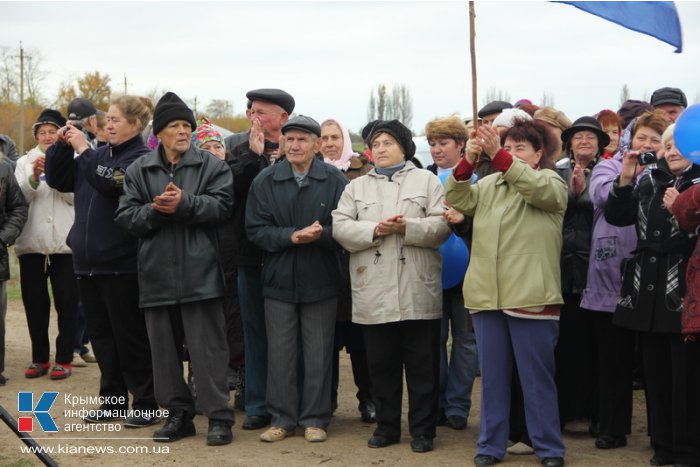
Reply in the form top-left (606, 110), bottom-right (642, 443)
top-left (556, 1), bottom-right (682, 53)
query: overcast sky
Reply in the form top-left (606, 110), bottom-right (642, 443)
top-left (2, 0), bottom-right (699, 134)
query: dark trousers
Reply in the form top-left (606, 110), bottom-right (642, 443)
top-left (223, 268), bottom-right (244, 363)
top-left (587, 310), bottom-right (634, 437)
top-left (144, 299), bottom-right (234, 423)
top-left (20, 254), bottom-right (78, 364)
top-left (363, 319), bottom-right (440, 440)
top-left (332, 321), bottom-right (373, 410)
top-left (555, 294), bottom-right (597, 424)
top-left (77, 274), bottom-right (156, 410)
top-left (640, 332), bottom-right (700, 464)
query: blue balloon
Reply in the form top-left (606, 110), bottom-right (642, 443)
top-left (675, 103), bottom-right (700, 164)
top-left (439, 233), bottom-right (469, 289)
top-left (437, 170), bottom-right (477, 186)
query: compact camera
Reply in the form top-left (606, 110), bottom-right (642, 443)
top-left (637, 151), bottom-right (657, 166)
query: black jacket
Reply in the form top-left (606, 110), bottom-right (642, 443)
top-left (245, 157), bottom-right (348, 303)
top-left (230, 141), bottom-right (271, 267)
top-left (0, 157), bottom-right (28, 280)
top-left (557, 159), bottom-right (595, 295)
top-left (115, 145), bottom-right (233, 308)
top-left (605, 160), bottom-right (700, 332)
top-left (45, 134), bottom-right (149, 275)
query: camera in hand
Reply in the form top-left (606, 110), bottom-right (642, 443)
top-left (67, 120), bottom-right (84, 131)
top-left (638, 151), bottom-right (657, 166)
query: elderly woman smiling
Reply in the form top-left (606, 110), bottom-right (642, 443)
top-left (332, 119), bottom-right (450, 454)
top-left (444, 119), bottom-right (567, 467)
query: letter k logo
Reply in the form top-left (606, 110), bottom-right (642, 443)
top-left (18, 392), bottom-right (59, 432)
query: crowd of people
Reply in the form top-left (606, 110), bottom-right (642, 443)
top-left (0, 84), bottom-right (699, 467)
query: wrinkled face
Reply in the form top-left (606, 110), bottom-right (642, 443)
top-left (570, 130), bottom-right (599, 165)
top-left (158, 120), bottom-right (192, 156)
top-left (249, 100), bottom-right (286, 138)
top-left (662, 136), bottom-right (691, 176)
top-left (504, 137), bottom-right (542, 168)
top-left (428, 138), bottom-right (464, 169)
top-left (201, 140), bottom-right (225, 160)
top-left (320, 123), bottom-right (344, 161)
top-left (482, 113), bottom-right (500, 127)
top-left (35, 124), bottom-right (59, 152)
top-left (106, 105), bottom-right (141, 146)
top-left (602, 124), bottom-right (620, 154)
top-left (284, 129), bottom-right (318, 169)
top-left (371, 133), bottom-right (404, 168)
top-left (631, 126), bottom-right (662, 153)
top-left (655, 103), bottom-right (684, 123)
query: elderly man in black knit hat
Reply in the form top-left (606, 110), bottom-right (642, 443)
top-left (115, 91), bottom-right (235, 446)
top-left (246, 115), bottom-right (348, 443)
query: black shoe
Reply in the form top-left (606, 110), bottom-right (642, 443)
top-left (207, 419), bottom-right (233, 446)
top-left (436, 408), bottom-right (447, 426)
top-left (588, 420), bottom-right (600, 438)
top-left (359, 400), bottom-right (377, 423)
top-left (153, 410), bottom-right (196, 442)
top-left (124, 415), bottom-right (160, 428)
top-left (83, 406), bottom-right (126, 423)
top-left (649, 454), bottom-right (674, 466)
top-left (368, 434), bottom-right (399, 448)
top-left (0, 373), bottom-right (6, 385)
top-left (474, 454), bottom-right (498, 466)
top-left (410, 436), bottom-right (433, 453)
top-left (595, 435), bottom-right (627, 449)
top-left (241, 415), bottom-right (271, 430)
top-left (446, 415), bottom-right (467, 430)
top-left (541, 457), bottom-right (565, 467)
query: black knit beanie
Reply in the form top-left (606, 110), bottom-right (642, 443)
top-left (152, 92), bottom-right (196, 136)
top-left (368, 120), bottom-right (416, 159)
top-left (32, 109), bottom-right (66, 136)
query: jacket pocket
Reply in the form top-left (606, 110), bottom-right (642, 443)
top-left (594, 236), bottom-right (617, 262)
top-left (400, 191), bottom-right (428, 218)
top-left (617, 257), bottom-right (637, 309)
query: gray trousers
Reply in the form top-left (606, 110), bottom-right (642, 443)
top-left (265, 297), bottom-right (336, 431)
top-left (144, 298), bottom-right (234, 423)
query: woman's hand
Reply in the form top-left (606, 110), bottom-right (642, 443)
top-left (32, 155), bottom-right (45, 182)
top-left (619, 150), bottom-right (646, 187)
top-left (64, 123), bottom-right (90, 155)
top-left (249, 119), bottom-right (265, 156)
top-left (663, 187), bottom-right (680, 212)
top-left (570, 165), bottom-right (585, 197)
top-left (374, 215), bottom-right (406, 237)
top-left (475, 125), bottom-right (501, 158)
top-left (443, 201), bottom-right (465, 224)
top-left (466, 131), bottom-right (481, 163)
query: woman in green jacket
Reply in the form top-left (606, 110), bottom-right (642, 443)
top-left (445, 119), bottom-right (567, 467)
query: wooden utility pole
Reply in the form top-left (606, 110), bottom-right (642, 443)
top-left (18, 42), bottom-right (25, 156)
top-left (469, 1), bottom-right (478, 130)
top-left (123, 73), bottom-right (128, 94)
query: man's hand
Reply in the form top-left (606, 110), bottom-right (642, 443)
top-left (152, 182), bottom-right (183, 214)
top-left (374, 214), bottom-right (406, 237)
top-left (291, 220), bottom-right (323, 244)
top-left (249, 119), bottom-right (265, 156)
top-left (32, 155), bottom-right (46, 182)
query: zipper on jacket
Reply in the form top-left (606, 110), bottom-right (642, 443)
top-left (86, 191), bottom-right (95, 275)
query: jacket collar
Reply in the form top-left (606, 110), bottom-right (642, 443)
top-left (272, 156), bottom-right (327, 182)
top-left (142, 145), bottom-right (204, 169)
top-left (367, 160), bottom-right (416, 180)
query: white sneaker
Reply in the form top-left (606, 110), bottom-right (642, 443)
top-left (81, 350), bottom-right (97, 363)
top-left (72, 352), bottom-right (87, 367)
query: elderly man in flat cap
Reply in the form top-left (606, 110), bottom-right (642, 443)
top-left (478, 100), bottom-right (513, 127)
top-left (228, 88), bottom-right (295, 431)
top-left (246, 115), bottom-right (348, 443)
top-left (651, 86), bottom-right (687, 123)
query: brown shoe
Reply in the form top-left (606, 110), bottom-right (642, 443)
top-left (304, 427), bottom-right (327, 442)
top-left (260, 426), bottom-right (291, 442)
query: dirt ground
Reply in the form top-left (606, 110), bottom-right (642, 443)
top-left (0, 298), bottom-right (655, 467)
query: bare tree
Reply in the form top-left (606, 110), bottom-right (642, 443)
top-left (0, 47), bottom-right (16, 103)
top-left (205, 99), bottom-right (234, 120)
top-left (540, 91), bottom-right (555, 108)
top-left (619, 84), bottom-right (630, 107)
top-left (397, 84), bottom-right (413, 129)
top-left (367, 92), bottom-right (376, 122)
top-left (482, 87), bottom-right (511, 106)
top-left (0, 46), bottom-right (46, 105)
top-left (377, 84), bottom-right (387, 120)
top-left (23, 48), bottom-right (46, 106)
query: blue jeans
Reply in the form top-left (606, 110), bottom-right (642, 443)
top-left (237, 265), bottom-right (269, 418)
top-left (439, 286), bottom-right (478, 419)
